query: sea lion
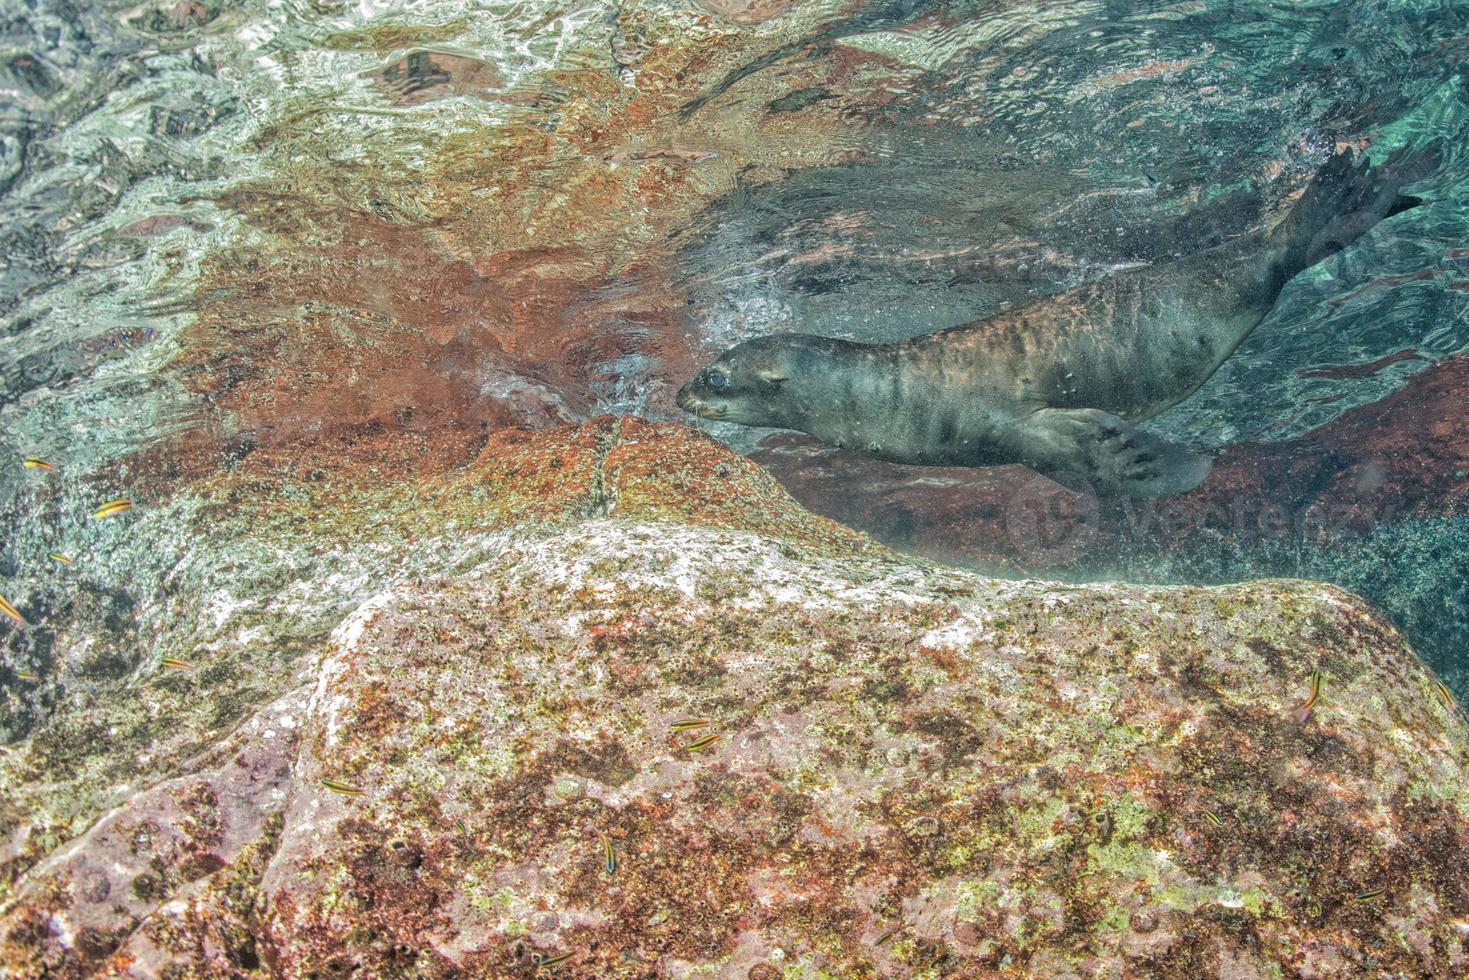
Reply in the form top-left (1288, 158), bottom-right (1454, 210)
top-left (677, 148), bottom-right (1427, 497)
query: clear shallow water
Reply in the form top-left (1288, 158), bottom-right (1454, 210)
top-left (1, 0), bottom-right (1467, 773)
top-left (1, 6), bottom-right (1468, 973)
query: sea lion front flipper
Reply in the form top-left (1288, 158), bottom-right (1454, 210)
top-left (1011, 408), bottom-right (1212, 498)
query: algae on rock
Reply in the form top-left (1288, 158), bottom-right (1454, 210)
top-left (4, 421), bottom-right (1467, 976)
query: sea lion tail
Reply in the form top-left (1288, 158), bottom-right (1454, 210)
top-left (1269, 144), bottom-right (1435, 282)
top-left (1012, 408), bottom-right (1212, 498)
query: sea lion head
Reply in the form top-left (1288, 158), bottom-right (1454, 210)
top-left (676, 334), bottom-right (808, 428)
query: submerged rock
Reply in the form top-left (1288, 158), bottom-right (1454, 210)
top-left (3, 420), bottom-right (1467, 976)
top-left (751, 354), bottom-right (1469, 690)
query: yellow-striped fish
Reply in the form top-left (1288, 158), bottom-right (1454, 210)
top-left (1432, 680), bottom-right (1458, 714)
top-left (22, 457), bottom-right (54, 471)
top-left (1293, 670), bottom-right (1325, 723)
top-left (536, 952), bottom-right (573, 970)
top-left (669, 718), bottom-right (711, 732)
top-left (0, 596), bottom-right (27, 628)
top-left (160, 657), bottom-right (192, 670)
top-left (1203, 809), bottom-right (1223, 829)
top-left (685, 732), bottom-right (721, 751)
top-left (1355, 887), bottom-right (1385, 904)
top-left (599, 831), bottom-right (616, 874)
top-left (321, 778), bottom-right (365, 796)
top-left (16, 671), bottom-right (39, 682)
top-left (93, 499), bottom-right (134, 519)
top-left (48, 553), bottom-right (73, 566)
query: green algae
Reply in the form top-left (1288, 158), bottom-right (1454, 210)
top-left (955, 879), bottom-right (1004, 921)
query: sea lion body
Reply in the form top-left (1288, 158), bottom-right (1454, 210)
top-left (886, 241), bottom-right (1274, 451)
top-left (678, 149), bottom-right (1426, 496)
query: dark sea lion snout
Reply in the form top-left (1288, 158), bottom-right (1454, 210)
top-left (675, 362), bottom-right (730, 418)
top-left (675, 379), bottom-right (728, 420)
top-left (678, 335), bottom-right (808, 428)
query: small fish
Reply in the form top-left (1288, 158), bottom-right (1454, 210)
top-left (93, 499), bottom-right (134, 519)
top-left (1432, 680), bottom-right (1458, 714)
top-left (685, 732), bottom-right (721, 751)
top-left (22, 457), bottom-right (54, 471)
top-left (160, 657), bottom-right (192, 670)
top-left (321, 778), bottom-right (365, 796)
top-left (16, 671), bottom-right (39, 682)
top-left (48, 553), bottom-right (73, 566)
top-left (875, 926), bottom-right (905, 947)
top-left (669, 718), bottom-right (711, 732)
top-left (1203, 809), bottom-right (1223, 829)
top-left (536, 952), bottom-right (574, 970)
top-left (599, 831), bottom-right (616, 874)
top-left (1293, 670), bottom-right (1325, 723)
top-left (1355, 887), bottom-right (1385, 904)
top-left (0, 596), bottom-right (28, 628)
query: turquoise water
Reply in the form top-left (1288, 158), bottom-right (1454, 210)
top-left (2, 0), bottom-right (1468, 797)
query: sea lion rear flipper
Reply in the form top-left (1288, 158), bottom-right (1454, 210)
top-left (1269, 144), bottom-right (1437, 280)
top-left (1012, 408), bottom-right (1212, 498)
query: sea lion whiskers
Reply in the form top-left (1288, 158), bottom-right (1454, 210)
top-left (687, 400), bottom-right (728, 420)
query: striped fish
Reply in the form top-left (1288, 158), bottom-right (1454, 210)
top-left (321, 778), bottom-right (365, 797)
top-left (0, 596), bottom-right (28, 628)
top-left (875, 925), bottom-right (908, 947)
top-left (93, 499), bottom-right (134, 519)
top-left (599, 831), bottom-right (616, 874)
top-left (1292, 670), bottom-right (1325, 723)
top-left (1432, 680), bottom-right (1458, 714)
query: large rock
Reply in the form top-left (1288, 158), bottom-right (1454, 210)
top-left (3, 420), bottom-right (1468, 976)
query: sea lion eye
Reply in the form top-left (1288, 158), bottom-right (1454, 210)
top-left (706, 370), bottom-right (727, 389)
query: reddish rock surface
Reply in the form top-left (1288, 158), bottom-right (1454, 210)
top-left (150, 3), bottom-right (914, 496)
